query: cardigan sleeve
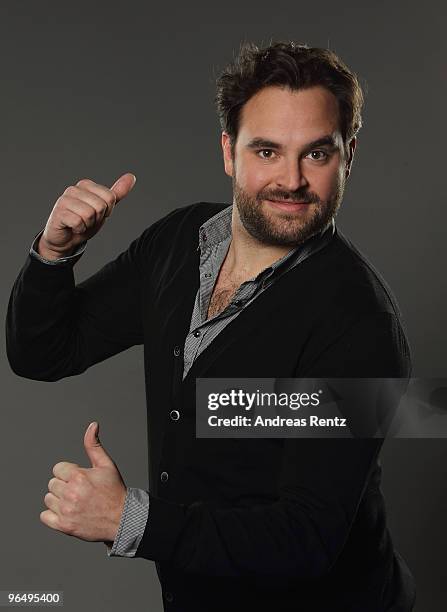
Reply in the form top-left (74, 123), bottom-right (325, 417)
top-left (134, 311), bottom-right (411, 579)
top-left (5, 209), bottom-right (182, 381)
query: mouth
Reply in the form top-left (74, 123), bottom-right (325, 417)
top-left (265, 199), bottom-right (312, 212)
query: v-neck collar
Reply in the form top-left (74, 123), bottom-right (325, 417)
top-left (169, 212), bottom-right (338, 402)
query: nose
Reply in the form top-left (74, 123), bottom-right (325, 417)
top-left (275, 159), bottom-right (307, 192)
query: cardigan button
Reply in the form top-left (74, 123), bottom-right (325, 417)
top-left (165, 591), bottom-right (174, 603)
top-left (173, 345), bottom-right (181, 357)
top-left (193, 330), bottom-right (201, 337)
top-left (160, 471), bottom-right (169, 482)
top-left (170, 410), bottom-right (180, 421)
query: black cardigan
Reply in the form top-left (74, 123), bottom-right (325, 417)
top-left (6, 202), bottom-right (416, 611)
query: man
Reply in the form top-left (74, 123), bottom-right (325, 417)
top-left (6, 41), bottom-right (416, 611)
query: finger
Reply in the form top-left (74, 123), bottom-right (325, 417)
top-left (48, 477), bottom-right (67, 499)
top-left (54, 206), bottom-right (88, 235)
top-left (52, 461), bottom-right (79, 482)
top-left (44, 491), bottom-right (60, 514)
top-left (58, 197), bottom-right (104, 231)
top-left (40, 509), bottom-right (63, 532)
top-left (75, 178), bottom-right (117, 212)
top-left (75, 173), bottom-right (136, 216)
top-left (63, 186), bottom-right (111, 221)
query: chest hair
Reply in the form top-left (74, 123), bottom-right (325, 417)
top-left (206, 281), bottom-right (241, 319)
top-left (206, 253), bottom-right (250, 320)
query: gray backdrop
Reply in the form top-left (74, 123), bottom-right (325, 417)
top-left (1, 1), bottom-right (445, 610)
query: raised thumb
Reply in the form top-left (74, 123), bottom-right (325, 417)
top-left (84, 422), bottom-right (115, 469)
top-left (110, 173), bottom-right (137, 204)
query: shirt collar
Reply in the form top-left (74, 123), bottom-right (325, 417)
top-left (197, 203), bottom-right (335, 277)
top-left (197, 204), bottom-right (233, 251)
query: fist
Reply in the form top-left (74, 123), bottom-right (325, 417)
top-left (40, 422), bottom-right (128, 543)
top-left (38, 173), bottom-right (136, 259)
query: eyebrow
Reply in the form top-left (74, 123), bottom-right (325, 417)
top-left (246, 135), bottom-right (339, 152)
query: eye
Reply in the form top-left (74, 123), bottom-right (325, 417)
top-left (256, 149), bottom-right (276, 160)
top-left (307, 150), bottom-right (329, 161)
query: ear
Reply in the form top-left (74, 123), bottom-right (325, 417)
top-left (345, 137), bottom-right (356, 179)
top-left (221, 131), bottom-right (234, 178)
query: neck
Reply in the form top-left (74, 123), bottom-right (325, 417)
top-left (224, 206), bottom-right (295, 280)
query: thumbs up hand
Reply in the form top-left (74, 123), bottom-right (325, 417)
top-left (40, 422), bottom-right (127, 543)
top-left (37, 172), bottom-right (137, 260)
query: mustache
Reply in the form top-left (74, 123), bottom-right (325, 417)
top-left (259, 191), bottom-right (321, 204)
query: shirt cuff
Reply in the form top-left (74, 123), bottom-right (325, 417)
top-left (106, 487), bottom-right (150, 558)
top-left (29, 229), bottom-right (87, 265)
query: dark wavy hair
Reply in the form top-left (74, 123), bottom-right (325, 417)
top-left (215, 40), bottom-right (365, 159)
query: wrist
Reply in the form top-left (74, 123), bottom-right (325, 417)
top-left (36, 236), bottom-right (76, 260)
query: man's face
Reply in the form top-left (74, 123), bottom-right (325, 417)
top-left (222, 85), bottom-right (356, 247)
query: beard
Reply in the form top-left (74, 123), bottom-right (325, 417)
top-left (232, 173), bottom-right (345, 247)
